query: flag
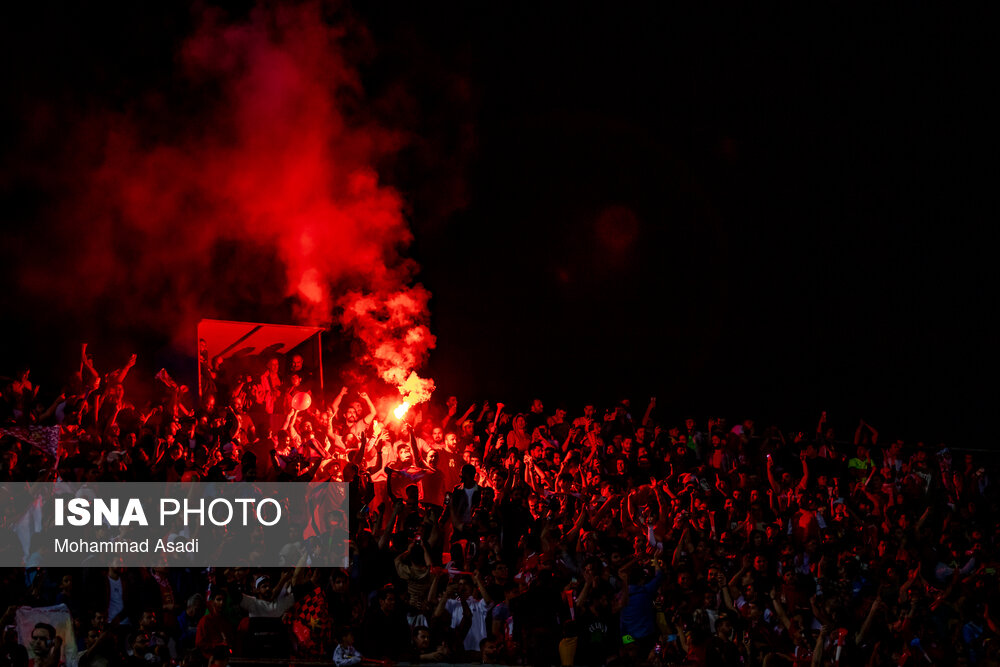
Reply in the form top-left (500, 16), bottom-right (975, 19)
top-left (0, 426), bottom-right (60, 458)
top-left (284, 586), bottom-right (331, 656)
top-left (301, 483), bottom-right (347, 540)
top-left (155, 368), bottom-right (178, 390)
top-left (15, 604), bottom-right (78, 667)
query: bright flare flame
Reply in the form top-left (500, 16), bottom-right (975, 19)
top-left (393, 402), bottom-right (411, 420)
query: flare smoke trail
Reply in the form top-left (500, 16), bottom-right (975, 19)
top-left (12, 3), bottom-right (436, 400)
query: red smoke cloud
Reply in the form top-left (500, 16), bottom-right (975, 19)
top-left (339, 287), bottom-right (435, 404)
top-left (18, 3), bottom-right (435, 400)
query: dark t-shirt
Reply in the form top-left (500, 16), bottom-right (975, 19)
top-left (525, 411), bottom-right (547, 434)
top-left (499, 499), bottom-right (533, 554)
top-left (576, 607), bottom-right (618, 666)
top-left (438, 447), bottom-right (464, 491)
top-left (360, 607), bottom-right (411, 660)
top-left (511, 584), bottom-right (562, 635)
top-left (549, 420), bottom-right (571, 444)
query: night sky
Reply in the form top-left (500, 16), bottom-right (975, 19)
top-left (0, 3), bottom-right (990, 444)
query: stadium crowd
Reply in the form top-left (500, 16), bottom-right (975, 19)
top-left (0, 346), bottom-right (998, 666)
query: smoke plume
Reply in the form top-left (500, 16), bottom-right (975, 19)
top-left (10, 3), bottom-right (436, 401)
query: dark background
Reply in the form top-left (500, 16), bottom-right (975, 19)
top-left (0, 2), bottom-right (991, 443)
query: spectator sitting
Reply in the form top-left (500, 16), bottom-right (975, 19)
top-left (331, 627), bottom-right (361, 667)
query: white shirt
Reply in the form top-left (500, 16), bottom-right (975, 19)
top-left (332, 644), bottom-right (362, 666)
top-left (446, 596), bottom-right (491, 651)
top-left (240, 584), bottom-right (295, 617)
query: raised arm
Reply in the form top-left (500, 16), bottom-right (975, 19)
top-left (613, 561), bottom-right (633, 614)
top-left (378, 501), bottom-right (402, 549)
top-left (816, 411), bottom-right (827, 436)
top-left (475, 400), bottom-right (491, 425)
top-left (556, 450), bottom-right (577, 479)
top-left (728, 556), bottom-right (751, 599)
top-left (330, 386), bottom-right (348, 419)
top-left (359, 391), bottom-right (377, 425)
top-left (642, 397), bottom-right (656, 427)
top-left (671, 527), bottom-right (691, 568)
top-left (986, 603), bottom-right (1000, 635)
top-left (269, 447), bottom-right (288, 475)
top-left (770, 587), bottom-right (793, 632)
top-left (720, 575), bottom-right (736, 612)
top-left (152, 438), bottom-right (170, 469)
top-left (38, 392), bottom-right (65, 422)
top-left (915, 505), bottom-right (933, 533)
top-left (385, 468), bottom-right (400, 503)
top-left (458, 402), bottom-right (477, 425)
top-left (590, 493), bottom-right (620, 525)
top-left (562, 425), bottom-right (577, 453)
top-left (325, 413), bottom-right (339, 448)
top-left (866, 420), bottom-right (878, 445)
top-left (291, 548), bottom-right (310, 586)
top-left (625, 489), bottom-right (643, 530)
top-left (568, 500), bottom-right (588, 539)
top-left (108, 353), bottom-right (137, 385)
top-left (284, 408), bottom-right (300, 436)
top-left (433, 578), bottom-right (457, 619)
top-left (524, 458), bottom-right (545, 494)
top-left (767, 455), bottom-right (781, 494)
top-left (472, 570), bottom-right (493, 605)
top-left (406, 425), bottom-right (428, 470)
top-left (80, 343), bottom-right (99, 382)
top-left (483, 404), bottom-right (505, 461)
top-left (575, 570), bottom-right (594, 611)
top-left (856, 598), bottom-right (884, 645)
top-left (441, 396), bottom-right (458, 431)
top-left (796, 454), bottom-right (810, 492)
top-left (810, 628), bottom-right (826, 667)
top-left (582, 437), bottom-right (601, 469)
top-left (366, 433), bottom-right (385, 476)
top-left (662, 466), bottom-right (679, 500)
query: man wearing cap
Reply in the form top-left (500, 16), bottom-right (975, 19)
top-left (238, 575), bottom-right (295, 618)
top-left (235, 575), bottom-right (294, 658)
